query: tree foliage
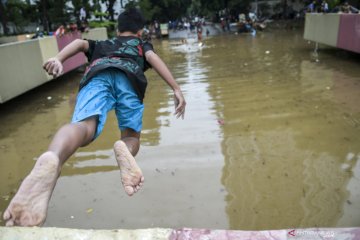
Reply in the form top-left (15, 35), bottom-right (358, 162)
top-left (132, 0), bottom-right (253, 22)
top-left (0, 0), bottom-right (253, 35)
top-left (101, 0), bottom-right (117, 21)
top-left (134, 0), bottom-right (191, 22)
top-left (4, 0), bottom-right (339, 35)
top-left (0, 0), bottom-right (38, 34)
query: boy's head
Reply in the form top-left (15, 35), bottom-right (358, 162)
top-left (117, 8), bottom-right (145, 34)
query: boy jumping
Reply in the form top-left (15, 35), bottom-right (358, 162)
top-left (3, 8), bottom-right (186, 227)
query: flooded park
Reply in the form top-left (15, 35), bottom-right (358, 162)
top-left (0, 29), bottom-right (360, 231)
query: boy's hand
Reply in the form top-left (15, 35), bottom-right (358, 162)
top-left (43, 57), bottom-right (63, 77)
top-left (174, 89), bottom-right (186, 119)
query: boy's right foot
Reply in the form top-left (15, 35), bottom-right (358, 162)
top-left (3, 152), bottom-right (60, 226)
top-left (114, 140), bottom-right (144, 196)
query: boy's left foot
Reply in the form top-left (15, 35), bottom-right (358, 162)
top-left (3, 152), bottom-right (60, 226)
top-left (114, 140), bottom-right (144, 196)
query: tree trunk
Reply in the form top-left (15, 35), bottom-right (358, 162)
top-left (282, 0), bottom-right (288, 19)
top-left (0, 1), bottom-right (9, 35)
top-left (108, 0), bottom-right (116, 21)
top-left (42, 0), bottom-right (49, 32)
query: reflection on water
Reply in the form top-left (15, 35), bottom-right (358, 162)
top-left (209, 32), bottom-right (360, 230)
top-left (0, 30), bottom-right (359, 229)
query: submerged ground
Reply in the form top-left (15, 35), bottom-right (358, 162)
top-left (0, 30), bottom-right (359, 230)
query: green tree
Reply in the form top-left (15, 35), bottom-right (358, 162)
top-left (0, 1), bottom-right (9, 34)
top-left (33, 0), bottom-right (51, 32)
top-left (49, 0), bottom-right (70, 26)
top-left (0, 0), bottom-right (39, 34)
top-left (92, 0), bottom-right (105, 20)
top-left (6, 0), bottom-right (29, 33)
top-left (101, 0), bottom-right (117, 21)
top-left (200, 0), bottom-right (225, 12)
top-left (71, 0), bottom-right (91, 22)
top-left (328, 0), bottom-right (341, 9)
top-left (135, 0), bottom-right (191, 22)
top-left (135, 0), bottom-right (161, 21)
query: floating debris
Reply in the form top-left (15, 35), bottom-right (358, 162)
top-left (2, 195), bottom-right (10, 201)
top-left (70, 215), bottom-right (75, 219)
top-left (265, 50), bottom-right (270, 54)
top-left (217, 119), bottom-right (225, 125)
top-left (86, 208), bottom-right (93, 214)
top-left (346, 152), bottom-right (355, 161)
top-left (341, 164), bottom-right (351, 171)
top-left (47, 96), bottom-right (52, 100)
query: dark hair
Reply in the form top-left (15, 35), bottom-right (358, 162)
top-left (117, 8), bottom-right (145, 33)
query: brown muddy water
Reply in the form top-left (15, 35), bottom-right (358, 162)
top-left (0, 30), bottom-right (360, 230)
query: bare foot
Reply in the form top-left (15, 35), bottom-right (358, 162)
top-left (3, 152), bottom-right (60, 226)
top-left (114, 140), bottom-right (144, 196)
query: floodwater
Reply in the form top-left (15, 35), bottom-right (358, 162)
top-left (0, 30), bottom-right (360, 230)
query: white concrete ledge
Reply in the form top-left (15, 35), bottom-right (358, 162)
top-left (0, 227), bottom-right (172, 240)
top-left (0, 28), bottom-right (107, 104)
top-left (82, 27), bottom-right (108, 41)
top-left (0, 37), bottom-right (57, 103)
top-left (1, 227), bottom-right (360, 240)
top-left (304, 13), bottom-right (340, 47)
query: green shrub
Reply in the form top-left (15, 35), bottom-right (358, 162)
top-left (88, 20), bottom-right (116, 37)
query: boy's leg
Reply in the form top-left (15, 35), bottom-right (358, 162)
top-left (111, 69), bottom-right (145, 196)
top-left (3, 117), bottom-right (97, 227)
top-left (114, 128), bottom-right (144, 196)
top-left (48, 117), bottom-right (97, 164)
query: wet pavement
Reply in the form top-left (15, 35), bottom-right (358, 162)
top-left (0, 30), bottom-right (359, 230)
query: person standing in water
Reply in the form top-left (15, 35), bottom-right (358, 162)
top-left (3, 8), bottom-right (186, 227)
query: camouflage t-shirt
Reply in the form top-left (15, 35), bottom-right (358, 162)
top-left (81, 36), bottom-right (154, 102)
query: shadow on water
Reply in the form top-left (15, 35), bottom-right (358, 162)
top-left (0, 30), bottom-right (359, 229)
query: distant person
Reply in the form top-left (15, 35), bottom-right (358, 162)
top-left (239, 13), bottom-right (246, 23)
top-left (154, 20), bottom-right (161, 38)
top-left (184, 21), bottom-right (190, 32)
top-left (31, 27), bottom-right (44, 39)
top-left (220, 18), bottom-right (226, 32)
top-left (79, 20), bottom-right (89, 33)
top-left (54, 24), bottom-right (65, 36)
top-left (340, 1), bottom-right (359, 13)
top-left (320, 0), bottom-right (329, 12)
top-left (80, 7), bottom-right (86, 21)
top-left (225, 17), bottom-right (230, 31)
top-left (3, 7), bottom-right (186, 227)
top-left (68, 22), bottom-right (78, 32)
top-left (341, 1), bottom-right (351, 12)
top-left (196, 22), bottom-right (203, 43)
top-left (307, 1), bottom-right (317, 12)
top-left (248, 12), bottom-right (258, 22)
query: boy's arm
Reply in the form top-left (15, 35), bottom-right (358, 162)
top-left (145, 50), bottom-right (186, 119)
top-left (43, 39), bottom-right (89, 77)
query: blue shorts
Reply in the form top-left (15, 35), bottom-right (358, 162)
top-left (72, 69), bottom-right (144, 139)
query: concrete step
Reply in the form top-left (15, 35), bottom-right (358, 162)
top-left (1, 226), bottom-right (359, 239)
